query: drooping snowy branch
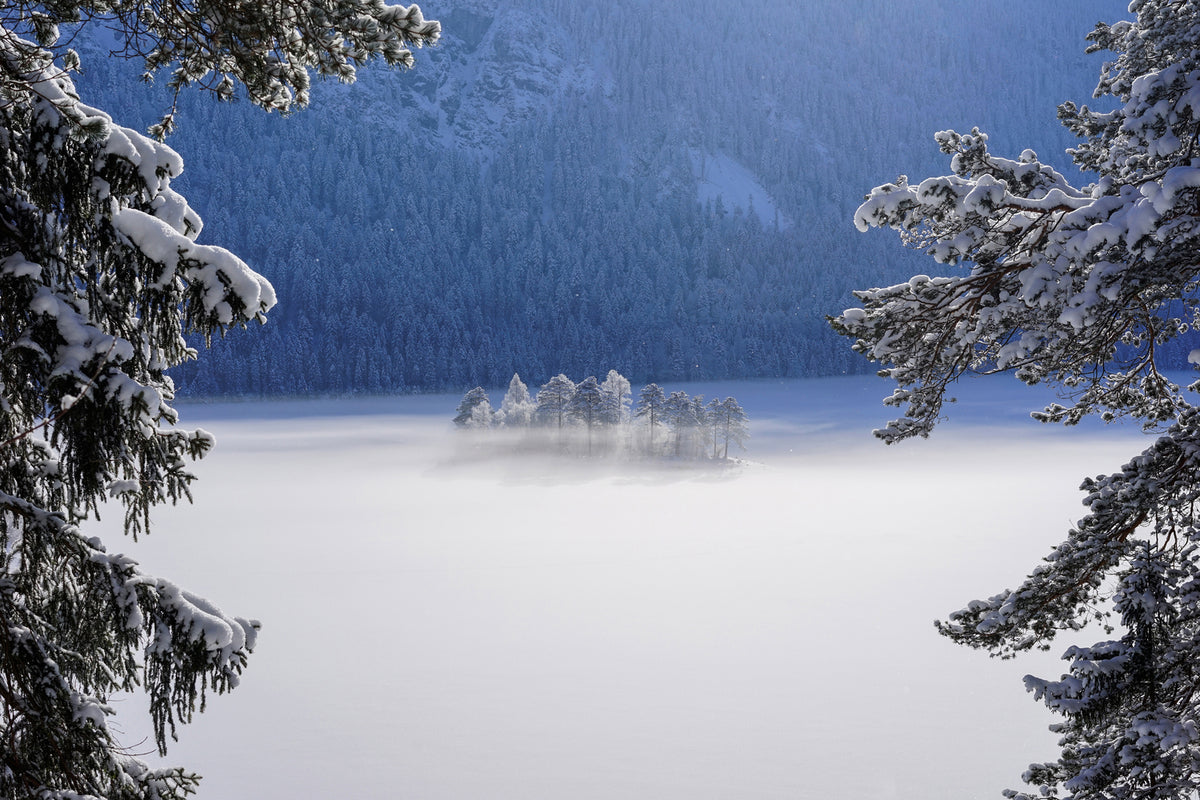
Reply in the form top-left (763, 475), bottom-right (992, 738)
top-left (0, 0), bottom-right (435, 791)
top-left (1, 0), bottom-right (440, 133)
top-left (832, 3), bottom-right (1200, 799)
top-left (835, 128), bottom-right (1200, 443)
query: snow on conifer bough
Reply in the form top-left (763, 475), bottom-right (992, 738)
top-left (0, 2), bottom-right (437, 798)
top-left (832, 2), bottom-right (1200, 798)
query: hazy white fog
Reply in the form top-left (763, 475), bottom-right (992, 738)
top-left (108, 376), bottom-right (1148, 800)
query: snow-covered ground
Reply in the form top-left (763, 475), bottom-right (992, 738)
top-left (109, 375), bottom-right (1151, 800)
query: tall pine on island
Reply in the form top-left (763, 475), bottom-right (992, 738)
top-left (0, 2), bottom-right (437, 798)
top-left (833, 3), bottom-right (1200, 798)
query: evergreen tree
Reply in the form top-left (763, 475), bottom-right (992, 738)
top-left (0, 2), bottom-right (437, 798)
top-left (599, 369), bottom-right (632, 425)
top-left (704, 397), bottom-right (722, 458)
top-left (535, 374), bottom-right (576, 429)
top-left (685, 395), bottom-right (708, 459)
top-left (600, 369), bottom-right (632, 452)
top-left (635, 383), bottom-right (667, 454)
top-left (25, 0), bottom-right (439, 135)
top-left (498, 372), bottom-right (535, 428)
top-left (453, 386), bottom-right (493, 429)
top-left (713, 397), bottom-right (749, 459)
top-left (831, 3), bottom-right (1200, 797)
top-left (1020, 543), bottom-right (1200, 800)
top-left (568, 375), bottom-right (604, 454)
top-left (664, 391), bottom-right (698, 457)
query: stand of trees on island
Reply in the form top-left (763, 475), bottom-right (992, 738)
top-left (454, 372), bottom-right (749, 461)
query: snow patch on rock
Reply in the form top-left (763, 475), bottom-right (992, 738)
top-left (689, 149), bottom-right (792, 230)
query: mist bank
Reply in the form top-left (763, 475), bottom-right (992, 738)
top-left (111, 375), bottom-right (1150, 799)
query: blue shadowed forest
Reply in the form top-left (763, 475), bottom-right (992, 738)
top-left (74, 0), bottom-right (1142, 396)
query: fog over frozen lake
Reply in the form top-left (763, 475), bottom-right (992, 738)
top-left (107, 375), bottom-right (1152, 800)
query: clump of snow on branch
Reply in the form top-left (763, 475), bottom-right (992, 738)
top-left (830, 4), bottom-right (1200, 799)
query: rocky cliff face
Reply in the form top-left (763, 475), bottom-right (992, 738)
top-left (345, 2), bottom-right (602, 154)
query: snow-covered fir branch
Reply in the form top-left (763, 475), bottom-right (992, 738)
top-left (832, 2), bottom-right (1200, 798)
top-left (0, 1), bottom-right (436, 798)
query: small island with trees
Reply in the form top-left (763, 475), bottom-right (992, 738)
top-left (453, 371), bottom-right (749, 461)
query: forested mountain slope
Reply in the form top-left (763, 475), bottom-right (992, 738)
top-left (76, 0), bottom-right (1134, 395)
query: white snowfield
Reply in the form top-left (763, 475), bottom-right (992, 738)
top-left (111, 375), bottom-right (1147, 800)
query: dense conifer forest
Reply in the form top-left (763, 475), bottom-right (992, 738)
top-left (75, 0), bottom-right (1139, 396)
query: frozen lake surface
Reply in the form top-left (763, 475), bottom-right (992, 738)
top-left (109, 375), bottom-right (1154, 800)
